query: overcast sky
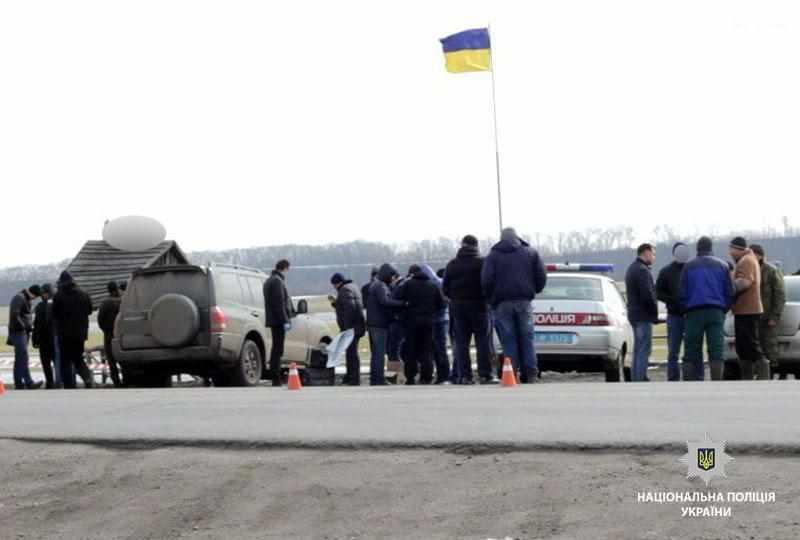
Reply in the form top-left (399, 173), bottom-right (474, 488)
top-left (2, 1), bottom-right (799, 267)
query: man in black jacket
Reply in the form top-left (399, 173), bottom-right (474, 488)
top-left (443, 235), bottom-right (496, 384)
top-left (330, 273), bottom-right (366, 385)
top-left (625, 244), bottom-right (658, 382)
top-left (32, 283), bottom-right (58, 388)
top-left (367, 263), bottom-right (405, 385)
top-left (97, 281), bottom-right (123, 387)
top-left (394, 265), bottom-right (446, 385)
top-left (263, 259), bottom-right (293, 387)
top-left (7, 284), bottom-right (43, 390)
top-left (52, 271), bottom-right (94, 389)
top-left (655, 242), bottom-right (690, 381)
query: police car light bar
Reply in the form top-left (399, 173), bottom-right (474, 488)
top-left (546, 263), bottom-right (615, 273)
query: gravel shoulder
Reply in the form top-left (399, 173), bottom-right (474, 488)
top-left (2, 440), bottom-right (799, 540)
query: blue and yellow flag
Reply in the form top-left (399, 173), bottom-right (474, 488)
top-left (440, 28), bottom-right (491, 73)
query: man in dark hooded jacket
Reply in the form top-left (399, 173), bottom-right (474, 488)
top-left (444, 235), bottom-right (496, 384)
top-left (52, 271), bottom-right (94, 389)
top-left (394, 265), bottom-right (446, 384)
top-left (367, 263), bottom-right (405, 385)
top-left (481, 228), bottom-right (547, 383)
top-left (330, 273), bottom-right (366, 385)
top-left (656, 242), bottom-right (690, 381)
top-left (97, 281), bottom-right (123, 387)
top-left (32, 283), bottom-right (58, 388)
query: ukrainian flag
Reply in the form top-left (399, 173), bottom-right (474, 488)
top-left (440, 28), bottom-right (491, 73)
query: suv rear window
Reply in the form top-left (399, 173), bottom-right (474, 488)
top-left (127, 269), bottom-right (210, 309)
top-left (785, 278), bottom-right (800, 302)
top-left (537, 276), bottom-right (604, 301)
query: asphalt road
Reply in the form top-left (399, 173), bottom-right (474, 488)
top-left (2, 381), bottom-right (799, 452)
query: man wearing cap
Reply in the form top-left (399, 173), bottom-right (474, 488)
top-left (367, 264), bottom-right (406, 385)
top-left (32, 283), bottom-right (59, 388)
top-left (444, 235), bottom-right (496, 384)
top-left (52, 271), bottom-right (95, 389)
top-left (625, 244), bottom-right (659, 382)
top-left (98, 281), bottom-right (123, 387)
top-left (750, 245), bottom-right (786, 378)
top-left (680, 237), bottom-right (735, 380)
top-left (330, 273), bottom-right (366, 385)
top-left (7, 285), bottom-right (44, 390)
top-left (481, 227), bottom-right (547, 383)
top-left (656, 243), bottom-right (691, 381)
top-left (728, 237), bottom-right (768, 380)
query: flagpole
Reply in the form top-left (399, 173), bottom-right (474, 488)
top-left (488, 24), bottom-right (503, 234)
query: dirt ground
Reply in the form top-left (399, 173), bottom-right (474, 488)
top-left (1, 440), bottom-right (798, 540)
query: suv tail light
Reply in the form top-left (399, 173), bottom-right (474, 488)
top-left (210, 306), bottom-right (227, 332)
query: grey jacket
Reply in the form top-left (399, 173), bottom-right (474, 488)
top-left (335, 281), bottom-right (366, 335)
top-left (8, 291), bottom-right (33, 334)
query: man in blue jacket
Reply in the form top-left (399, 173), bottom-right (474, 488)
top-left (679, 237), bottom-right (735, 380)
top-left (481, 228), bottom-right (547, 383)
top-left (367, 263), bottom-right (406, 385)
top-left (625, 244), bottom-right (659, 382)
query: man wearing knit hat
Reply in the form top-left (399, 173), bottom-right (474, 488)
top-left (680, 237), bottom-right (735, 380)
top-left (656, 242), bottom-right (691, 381)
top-left (330, 273), bottom-right (366, 385)
top-left (728, 237), bottom-right (768, 380)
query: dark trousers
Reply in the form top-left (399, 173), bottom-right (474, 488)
top-left (344, 332), bottom-right (362, 385)
top-left (103, 333), bottom-right (122, 387)
top-left (40, 346), bottom-right (56, 388)
top-left (451, 302), bottom-right (492, 381)
top-left (405, 319), bottom-right (434, 383)
top-left (387, 321), bottom-right (405, 362)
top-left (733, 314), bottom-right (769, 380)
top-left (59, 338), bottom-right (93, 389)
top-left (368, 327), bottom-right (388, 385)
top-left (432, 320), bottom-right (450, 382)
top-left (269, 326), bottom-right (286, 383)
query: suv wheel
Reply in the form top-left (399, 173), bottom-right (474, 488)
top-left (605, 352), bottom-right (622, 382)
top-left (225, 339), bottom-right (263, 387)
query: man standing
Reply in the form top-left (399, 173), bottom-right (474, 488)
top-left (97, 281), bottom-right (123, 387)
top-left (7, 285), bottom-right (43, 390)
top-left (263, 259), bottom-right (293, 387)
top-left (729, 237), bottom-right (768, 380)
top-left (481, 227), bottom-right (547, 383)
top-left (367, 263), bottom-right (405, 386)
top-left (394, 265), bottom-right (446, 385)
top-left (52, 271), bottom-right (94, 389)
top-left (421, 264), bottom-right (450, 384)
top-left (680, 237), bottom-right (735, 381)
top-left (625, 244), bottom-right (658, 382)
top-left (443, 235), bottom-right (496, 384)
top-left (656, 242), bottom-right (691, 381)
top-left (751, 245), bottom-right (786, 379)
top-left (330, 273), bottom-right (366, 386)
top-left (32, 283), bottom-right (58, 388)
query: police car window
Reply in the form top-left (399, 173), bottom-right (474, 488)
top-left (785, 279), bottom-right (800, 302)
top-left (537, 277), bottom-right (604, 301)
top-left (216, 273), bottom-right (244, 305)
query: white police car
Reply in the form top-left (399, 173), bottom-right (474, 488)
top-left (495, 264), bottom-right (634, 382)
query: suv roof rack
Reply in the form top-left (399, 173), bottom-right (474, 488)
top-left (209, 262), bottom-right (267, 275)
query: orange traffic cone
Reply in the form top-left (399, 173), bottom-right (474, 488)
top-left (501, 357), bottom-right (517, 387)
top-left (287, 362), bottom-right (303, 391)
top-left (0, 379), bottom-right (5, 395)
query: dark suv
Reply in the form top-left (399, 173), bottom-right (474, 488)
top-left (112, 263), bottom-right (330, 387)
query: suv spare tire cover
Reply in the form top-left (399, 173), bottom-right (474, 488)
top-left (149, 293), bottom-right (200, 347)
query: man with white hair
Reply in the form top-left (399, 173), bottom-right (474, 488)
top-left (656, 242), bottom-right (691, 381)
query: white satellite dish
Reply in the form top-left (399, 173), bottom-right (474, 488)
top-left (103, 215), bottom-right (167, 251)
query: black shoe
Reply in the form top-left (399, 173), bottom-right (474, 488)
top-left (371, 380), bottom-right (389, 386)
top-left (434, 379), bottom-right (451, 385)
top-left (27, 381), bottom-right (44, 390)
top-left (419, 379), bottom-right (433, 385)
top-left (272, 378), bottom-right (282, 387)
top-left (405, 379), bottom-right (416, 386)
top-left (479, 376), bottom-right (499, 385)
